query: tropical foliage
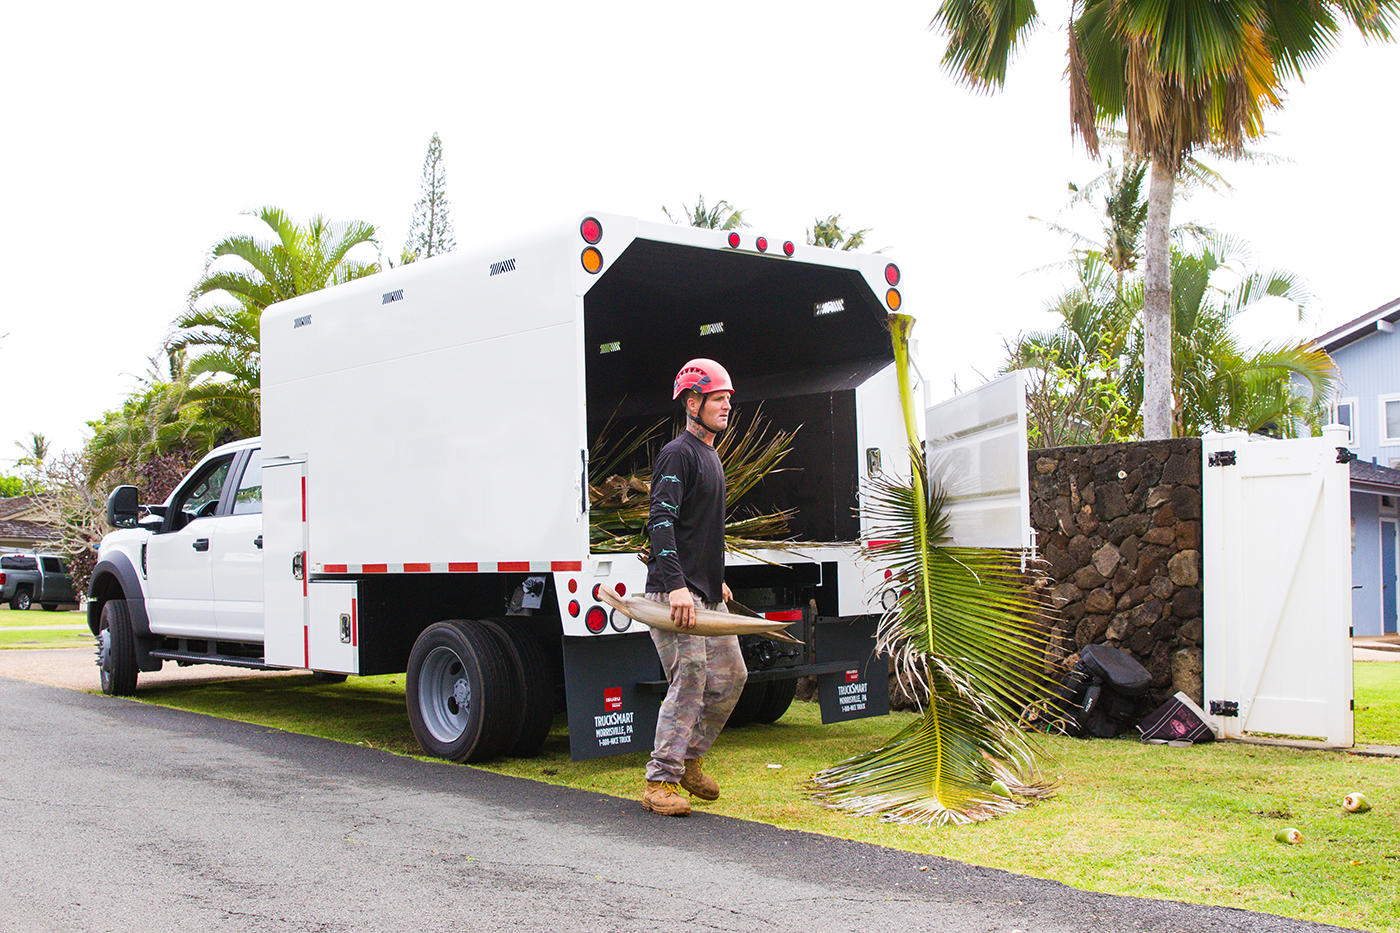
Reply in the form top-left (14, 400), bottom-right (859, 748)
top-left (663, 195), bottom-right (748, 230)
top-left (807, 214), bottom-right (871, 251)
top-left (810, 315), bottom-right (1057, 825)
top-left (931, 0), bottom-right (1400, 438)
top-left (588, 408), bottom-right (799, 555)
top-left (404, 132), bottom-right (457, 261)
top-left (170, 207), bottom-right (379, 439)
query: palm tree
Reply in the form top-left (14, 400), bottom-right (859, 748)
top-left (932, 0), bottom-right (1399, 438)
top-left (662, 195), bottom-right (748, 230)
top-left (13, 432), bottom-right (50, 471)
top-left (170, 207), bottom-right (379, 438)
top-left (806, 214), bottom-right (872, 251)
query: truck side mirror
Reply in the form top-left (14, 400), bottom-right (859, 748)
top-left (106, 486), bottom-right (140, 529)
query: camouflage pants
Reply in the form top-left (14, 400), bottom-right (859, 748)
top-left (644, 592), bottom-right (747, 783)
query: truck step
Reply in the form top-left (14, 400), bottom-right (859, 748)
top-left (148, 648), bottom-right (272, 670)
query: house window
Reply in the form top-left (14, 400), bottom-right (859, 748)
top-left (1381, 394), bottom-right (1400, 446)
top-left (1331, 397), bottom-right (1357, 445)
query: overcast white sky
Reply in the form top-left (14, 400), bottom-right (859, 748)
top-left (2, 1), bottom-right (1397, 467)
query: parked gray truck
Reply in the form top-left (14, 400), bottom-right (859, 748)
top-left (0, 552), bottom-right (77, 610)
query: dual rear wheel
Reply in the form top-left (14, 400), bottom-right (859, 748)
top-left (405, 619), bottom-right (554, 763)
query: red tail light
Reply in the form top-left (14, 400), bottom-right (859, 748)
top-left (568, 600), bottom-right (580, 617)
top-left (580, 217), bottom-right (603, 244)
top-left (727, 232), bottom-right (740, 248)
top-left (567, 578), bottom-right (578, 593)
top-left (885, 263), bottom-right (900, 286)
top-left (585, 606), bottom-right (608, 633)
top-left (0, 573), bottom-right (5, 586)
top-left (756, 236), bottom-right (768, 252)
top-left (783, 241), bottom-right (795, 257)
top-left (615, 582), bottom-right (626, 596)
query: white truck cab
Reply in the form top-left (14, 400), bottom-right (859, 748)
top-left (90, 213), bottom-right (1030, 763)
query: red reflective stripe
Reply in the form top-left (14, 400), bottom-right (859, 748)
top-left (324, 564), bottom-right (348, 573)
top-left (404, 563), bottom-right (431, 573)
top-left (497, 561), bottom-right (530, 572)
top-left (351, 598), bottom-right (358, 647)
top-left (551, 561), bottom-right (583, 571)
top-left (764, 609), bottom-right (803, 621)
top-left (362, 564), bottom-right (388, 574)
top-left (448, 562), bottom-right (478, 572)
top-left (301, 477), bottom-right (306, 523)
top-left (303, 626), bottom-right (309, 667)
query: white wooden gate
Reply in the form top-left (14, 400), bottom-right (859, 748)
top-left (1202, 426), bottom-right (1354, 747)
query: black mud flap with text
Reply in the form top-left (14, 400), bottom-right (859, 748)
top-left (814, 616), bottom-right (890, 724)
top-left (562, 632), bottom-right (665, 761)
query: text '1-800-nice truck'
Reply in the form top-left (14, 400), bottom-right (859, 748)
top-left (89, 213), bottom-right (1031, 763)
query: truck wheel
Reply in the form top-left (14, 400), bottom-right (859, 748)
top-left (753, 678), bottom-right (797, 724)
top-left (97, 599), bottom-right (138, 696)
top-left (481, 619), bottom-right (554, 758)
top-left (726, 681), bottom-right (768, 728)
top-left (405, 620), bottom-right (516, 763)
top-left (12, 588), bottom-right (32, 611)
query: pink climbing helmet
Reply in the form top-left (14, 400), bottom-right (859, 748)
top-left (672, 359), bottom-right (735, 400)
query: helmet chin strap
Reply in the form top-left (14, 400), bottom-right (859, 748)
top-left (687, 394), bottom-right (723, 435)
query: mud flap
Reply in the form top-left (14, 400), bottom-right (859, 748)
top-left (562, 632), bottom-right (665, 761)
top-left (814, 616), bottom-right (890, 724)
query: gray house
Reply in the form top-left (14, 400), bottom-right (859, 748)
top-left (1312, 295), bottom-right (1400, 636)
top-left (0, 496), bottom-right (58, 551)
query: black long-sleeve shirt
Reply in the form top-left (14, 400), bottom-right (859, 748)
top-left (644, 431), bottom-right (726, 603)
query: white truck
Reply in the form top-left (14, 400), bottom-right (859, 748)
top-left (90, 213), bottom-right (1029, 763)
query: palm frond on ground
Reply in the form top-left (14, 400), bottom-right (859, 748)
top-left (809, 313), bottom-right (1057, 826)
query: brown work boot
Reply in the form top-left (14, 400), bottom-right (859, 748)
top-left (681, 757), bottom-right (720, 801)
top-left (642, 781), bottom-right (691, 816)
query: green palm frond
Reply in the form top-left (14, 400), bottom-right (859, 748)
top-left (809, 314), bottom-right (1056, 826)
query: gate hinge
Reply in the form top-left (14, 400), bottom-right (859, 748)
top-left (1209, 700), bottom-right (1239, 717)
top-left (1337, 446), bottom-right (1357, 464)
top-left (1208, 450), bottom-right (1236, 467)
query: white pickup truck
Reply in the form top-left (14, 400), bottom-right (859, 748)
top-left (89, 213), bottom-right (1029, 764)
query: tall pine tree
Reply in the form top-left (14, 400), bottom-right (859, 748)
top-left (405, 132), bottom-right (456, 261)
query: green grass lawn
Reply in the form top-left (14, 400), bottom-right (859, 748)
top-left (0, 604), bottom-right (90, 648)
top-left (126, 661), bottom-right (1400, 932)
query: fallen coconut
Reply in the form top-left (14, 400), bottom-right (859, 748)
top-left (1343, 793), bottom-right (1372, 814)
top-left (987, 779), bottom-right (1012, 798)
top-left (1275, 827), bottom-right (1304, 845)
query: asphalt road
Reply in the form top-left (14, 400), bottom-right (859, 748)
top-left (0, 677), bottom-right (1363, 933)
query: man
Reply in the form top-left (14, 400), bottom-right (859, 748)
top-left (641, 358), bottom-right (747, 817)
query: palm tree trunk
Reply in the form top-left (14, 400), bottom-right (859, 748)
top-left (1142, 158), bottom-right (1175, 439)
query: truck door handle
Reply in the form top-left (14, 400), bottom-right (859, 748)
top-left (193, 538), bottom-right (210, 552)
top-left (254, 535), bottom-right (263, 549)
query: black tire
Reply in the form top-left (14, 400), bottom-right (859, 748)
top-left (98, 599), bottom-right (138, 696)
top-left (41, 603), bottom-right (60, 612)
top-left (480, 619), bottom-right (554, 758)
top-left (310, 671), bottom-right (348, 684)
top-left (753, 678), bottom-right (797, 724)
top-left (726, 680), bottom-right (768, 727)
top-left (12, 588), bottom-right (32, 611)
top-left (405, 620), bottom-right (516, 763)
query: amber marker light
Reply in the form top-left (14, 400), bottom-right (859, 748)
top-left (886, 288), bottom-right (902, 310)
top-left (581, 247), bottom-right (603, 274)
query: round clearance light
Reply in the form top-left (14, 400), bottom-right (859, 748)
top-left (568, 578), bottom-right (578, 594)
top-left (885, 263), bottom-right (901, 286)
top-left (581, 247), bottom-right (603, 274)
top-left (580, 216), bottom-right (603, 244)
top-left (585, 606), bottom-right (608, 633)
top-left (592, 583), bottom-right (602, 600)
top-left (783, 241), bottom-right (795, 257)
top-left (568, 600), bottom-right (580, 618)
top-left (727, 232), bottom-right (740, 248)
top-left (615, 582), bottom-right (626, 597)
top-left (886, 288), bottom-right (902, 311)
top-left (609, 609), bottom-right (631, 633)
top-left (756, 236), bottom-right (768, 253)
